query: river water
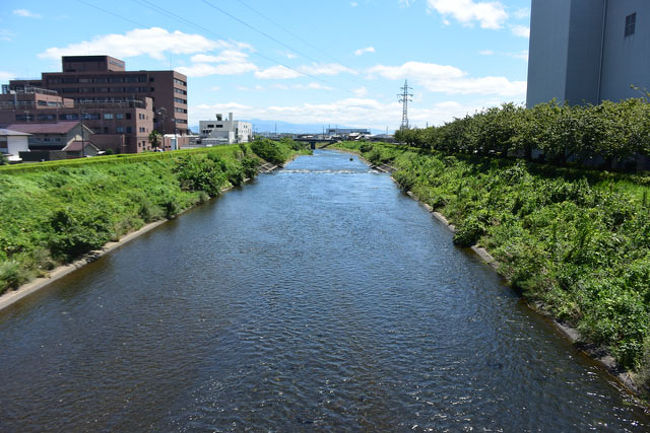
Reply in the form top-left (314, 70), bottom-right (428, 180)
top-left (0, 150), bottom-right (648, 432)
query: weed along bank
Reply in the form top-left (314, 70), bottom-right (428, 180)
top-left (334, 140), bottom-right (650, 400)
top-left (0, 139), bottom-right (310, 302)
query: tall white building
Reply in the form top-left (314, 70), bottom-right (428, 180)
top-left (527, 0), bottom-right (649, 108)
top-left (199, 113), bottom-right (252, 145)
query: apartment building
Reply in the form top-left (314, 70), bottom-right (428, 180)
top-left (527, 0), bottom-right (650, 107)
top-left (9, 55), bottom-right (188, 135)
top-left (0, 86), bottom-right (155, 153)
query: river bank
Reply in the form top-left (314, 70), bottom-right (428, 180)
top-left (0, 140), bottom-right (308, 303)
top-left (0, 161), bottom-right (286, 313)
top-left (330, 142), bottom-right (650, 401)
top-left (2, 148), bottom-right (646, 432)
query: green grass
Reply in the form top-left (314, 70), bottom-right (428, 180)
top-left (0, 139), bottom-right (307, 296)
top-left (335, 141), bottom-right (650, 394)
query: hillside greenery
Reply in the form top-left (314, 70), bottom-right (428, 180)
top-left (0, 139), bottom-right (307, 295)
top-left (335, 140), bottom-right (650, 393)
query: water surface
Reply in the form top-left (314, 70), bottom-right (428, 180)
top-left (0, 150), bottom-right (647, 432)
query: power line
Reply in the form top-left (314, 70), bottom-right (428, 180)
top-left (113, 0), bottom-right (330, 86)
top-left (222, 0), bottom-right (386, 94)
top-left (75, 0), bottom-right (389, 111)
top-left (201, 0), bottom-right (324, 66)
top-left (230, 0), bottom-right (341, 64)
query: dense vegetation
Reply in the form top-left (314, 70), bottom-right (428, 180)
top-left (0, 139), bottom-right (306, 295)
top-left (337, 140), bottom-right (650, 393)
top-left (394, 99), bottom-right (650, 171)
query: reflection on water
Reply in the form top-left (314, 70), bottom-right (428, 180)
top-left (0, 150), bottom-right (647, 432)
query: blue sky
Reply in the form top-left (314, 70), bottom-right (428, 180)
top-left (0, 0), bottom-right (531, 132)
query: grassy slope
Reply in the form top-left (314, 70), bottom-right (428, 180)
top-left (0, 141), bottom-right (307, 295)
top-left (335, 141), bottom-right (650, 392)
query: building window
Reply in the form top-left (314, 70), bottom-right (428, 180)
top-left (116, 113), bottom-right (124, 119)
top-left (625, 13), bottom-right (636, 37)
top-left (139, 127), bottom-right (146, 132)
top-left (116, 127), bottom-right (125, 133)
top-left (104, 113), bottom-right (114, 120)
top-left (126, 127), bottom-right (132, 133)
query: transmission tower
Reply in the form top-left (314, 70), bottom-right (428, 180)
top-left (398, 80), bottom-right (413, 130)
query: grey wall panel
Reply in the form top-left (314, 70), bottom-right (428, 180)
top-left (526, 0), bottom-right (572, 107)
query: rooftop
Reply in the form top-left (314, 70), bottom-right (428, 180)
top-left (0, 128), bottom-right (31, 136)
top-left (4, 121), bottom-right (81, 134)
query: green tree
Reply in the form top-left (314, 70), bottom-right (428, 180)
top-left (148, 130), bottom-right (162, 150)
top-left (0, 153), bottom-right (7, 165)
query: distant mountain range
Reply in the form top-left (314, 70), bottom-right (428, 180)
top-left (190, 119), bottom-right (387, 135)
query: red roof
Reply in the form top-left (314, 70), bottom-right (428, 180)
top-left (4, 121), bottom-right (80, 134)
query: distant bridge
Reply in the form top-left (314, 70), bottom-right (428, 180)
top-left (292, 138), bottom-right (338, 149)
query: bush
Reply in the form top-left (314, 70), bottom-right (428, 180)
top-left (251, 139), bottom-right (287, 165)
top-left (0, 260), bottom-right (25, 290)
top-left (453, 216), bottom-right (485, 247)
top-left (48, 208), bottom-right (113, 260)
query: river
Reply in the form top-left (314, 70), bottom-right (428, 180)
top-left (0, 150), bottom-right (647, 432)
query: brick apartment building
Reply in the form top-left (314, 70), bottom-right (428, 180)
top-left (3, 55), bottom-right (188, 153)
top-left (0, 87), bottom-right (154, 153)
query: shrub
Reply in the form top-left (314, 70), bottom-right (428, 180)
top-left (453, 216), bottom-right (485, 247)
top-left (250, 138), bottom-right (290, 165)
top-left (0, 260), bottom-right (24, 290)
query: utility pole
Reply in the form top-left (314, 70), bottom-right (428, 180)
top-left (79, 107), bottom-right (85, 157)
top-left (398, 80), bottom-right (413, 130)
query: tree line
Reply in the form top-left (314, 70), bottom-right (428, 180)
top-left (395, 99), bottom-right (650, 171)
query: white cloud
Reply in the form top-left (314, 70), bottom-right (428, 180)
top-left (39, 27), bottom-right (224, 60)
top-left (511, 25), bottom-right (530, 38)
top-left (177, 62), bottom-right (257, 77)
top-left (210, 86), bottom-right (221, 91)
top-left (353, 86), bottom-right (368, 97)
top-left (13, 9), bottom-right (41, 18)
top-left (351, 1), bottom-right (359, 6)
top-left (0, 30), bottom-right (13, 42)
top-left (299, 63), bottom-right (357, 76)
top-left (508, 50), bottom-right (528, 60)
top-left (354, 46), bottom-right (376, 56)
top-left (294, 82), bottom-right (333, 91)
top-left (427, 0), bottom-right (508, 29)
top-left (190, 97), bottom-right (501, 131)
top-left (0, 71), bottom-right (16, 81)
top-left (479, 50), bottom-right (494, 56)
top-left (399, 0), bottom-right (415, 7)
top-left (368, 61), bottom-right (525, 97)
top-left (255, 65), bottom-right (303, 79)
top-left (286, 52), bottom-right (297, 59)
top-left (369, 61), bottom-right (465, 80)
top-left (190, 50), bottom-right (250, 64)
top-left (513, 7), bottom-right (530, 20)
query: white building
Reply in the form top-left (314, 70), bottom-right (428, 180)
top-left (0, 129), bottom-right (30, 162)
top-left (527, 0), bottom-right (650, 107)
top-left (199, 113), bottom-right (252, 145)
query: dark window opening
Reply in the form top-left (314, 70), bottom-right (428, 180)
top-left (625, 13), bottom-right (636, 37)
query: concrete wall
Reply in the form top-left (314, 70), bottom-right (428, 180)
top-left (527, 0), bottom-right (650, 106)
top-left (565, 0), bottom-right (605, 105)
top-left (600, 0), bottom-right (650, 101)
top-left (526, 0), bottom-right (572, 107)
